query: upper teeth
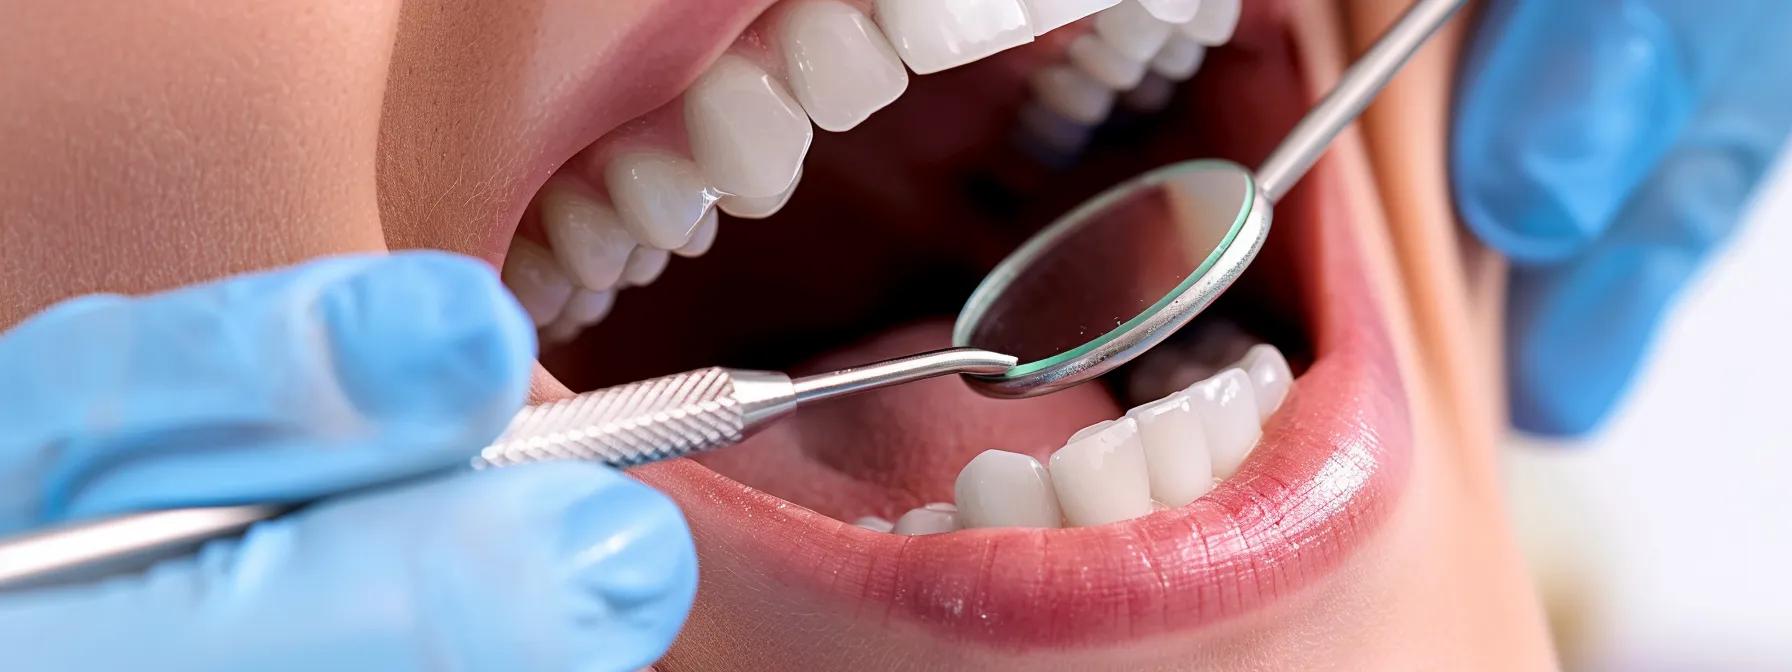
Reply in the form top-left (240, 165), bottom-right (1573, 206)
top-left (890, 342), bottom-right (1294, 534)
top-left (507, 0), bottom-right (1240, 337)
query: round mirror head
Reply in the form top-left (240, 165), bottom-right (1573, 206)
top-left (953, 159), bottom-right (1270, 398)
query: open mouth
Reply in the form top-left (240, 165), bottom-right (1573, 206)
top-left (487, 0), bottom-right (1410, 664)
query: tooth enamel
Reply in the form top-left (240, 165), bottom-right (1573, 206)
top-left (1180, 0), bottom-right (1238, 45)
top-left (1122, 72), bottom-right (1174, 112)
top-left (1049, 418), bottom-right (1152, 526)
top-left (620, 246), bottom-right (671, 287)
top-left (559, 287), bottom-right (617, 327)
top-left (1094, 0), bottom-right (1174, 62)
top-left (1185, 368), bottom-right (1261, 478)
top-left (873, 0), bottom-right (1034, 75)
top-left (1149, 35), bottom-right (1206, 80)
top-left (675, 207), bottom-right (720, 257)
top-left (538, 177), bottom-right (637, 291)
top-left (719, 167), bottom-right (802, 220)
top-left (1030, 65), bottom-right (1115, 125)
top-left (1022, 0), bottom-right (1122, 35)
top-left (893, 503), bottom-right (960, 535)
top-left (500, 238), bottom-right (575, 327)
top-left (604, 151), bottom-right (717, 250)
top-left (1137, 0), bottom-right (1199, 23)
top-left (782, 0), bottom-right (910, 132)
top-left (954, 450), bottom-right (1064, 529)
top-left (854, 515), bottom-right (895, 533)
top-left (1067, 34), bottom-right (1147, 90)
top-left (1125, 391), bottom-right (1215, 507)
top-left (1236, 344), bottom-right (1293, 420)
top-left (685, 54), bottom-right (813, 198)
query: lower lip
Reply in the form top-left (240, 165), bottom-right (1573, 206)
top-left (634, 165), bottom-right (1411, 646)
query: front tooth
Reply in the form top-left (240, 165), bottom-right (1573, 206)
top-left (1094, 1), bottom-right (1173, 62)
top-left (685, 54), bottom-right (813, 198)
top-left (854, 516), bottom-right (895, 533)
top-left (620, 246), bottom-right (670, 287)
top-left (1137, 0), bottom-right (1199, 23)
top-left (1030, 65), bottom-right (1115, 125)
top-left (1185, 368), bottom-right (1261, 478)
top-left (782, 0), bottom-right (910, 132)
top-left (1125, 391), bottom-right (1214, 507)
top-left (501, 238), bottom-right (575, 327)
top-left (676, 207), bottom-right (719, 258)
top-left (1236, 344), bottom-right (1293, 420)
top-left (1067, 34), bottom-right (1147, 90)
top-left (1179, 0), bottom-right (1239, 45)
top-left (538, 176), bottom-right (636, 291)
top-left (873, 0), bottom-right (1034, 75)
top-left (1149, 36), bottom-right (1206, 80)
top-left (893, 502), bottom-right (960, 535)
top-left (955, 450), bottom-right (1064, 529)
top-left (719, 167), bottom-right (802, 220)
top-left (604, 151), bottom-right (717, 250)
top-left (1049, 418), bottom-right (1152, 526)
top-left (1022, 0), bottom-right (1121, 35)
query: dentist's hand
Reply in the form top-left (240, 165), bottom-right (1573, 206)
top-left (1452, 1), bottom-right (1792, 435)
top-left (0, 253), bottom-right (696, 671)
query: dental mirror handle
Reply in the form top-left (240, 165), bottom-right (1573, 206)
top-left (1254, 0), bottom-right (1468, 202)
top-left (0, 347), bottom-right (1017, 591)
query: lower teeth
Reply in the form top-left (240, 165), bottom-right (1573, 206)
top-left (866, 340), bottom-right (1292, 535)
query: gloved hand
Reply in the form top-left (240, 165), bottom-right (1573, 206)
top-left (1452, 1), bottom-right (1792, 435)
top-left (0, 253), bottom-right (696, 671)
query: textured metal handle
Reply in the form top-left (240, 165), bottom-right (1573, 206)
top-left (473, 367), bottom-right (754, 468)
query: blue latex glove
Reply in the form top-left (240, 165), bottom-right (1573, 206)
top-left (0, 253), bottom-right (696, 671)
top-left (1452, 1), bottom-right (1792, 435)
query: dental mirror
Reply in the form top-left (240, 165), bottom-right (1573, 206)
top-left (954, 0), bottom-right (1465, 398)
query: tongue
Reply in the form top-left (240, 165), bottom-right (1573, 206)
top-left (693, 320), bottom-right (1120, 521)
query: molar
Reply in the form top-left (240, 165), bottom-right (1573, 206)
top-left (954, 450), bottom-right (1064, 529)
top-left (541, 287), bottom-right (616, 344)
top-left (685, 54), bottom-right (813, 199)
top-left (781, 0), bottom-right (909, 132)
top-left (854, 515), bottom-right (895, 533)
top-left (604, 151), bottom-right (717, 250)
top-left (873, 0), bottom-right (1034, 75)
top-left (893, 502), bottom-right (960, 535)
top-left (500, 237), bottom-right (575, 327)
top-left (538, 176), bottom-right (636, 292)
top-left (1050, 418), bottom-right (1153, 526)
top-left (1185, 368), bottom-right (1261, 478)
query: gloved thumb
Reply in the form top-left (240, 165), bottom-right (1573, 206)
top-left (0, 462), bottom-right (698, 672)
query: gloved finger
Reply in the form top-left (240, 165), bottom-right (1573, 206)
top-left (1505, 12), bottom-right (1792, 435)
top-left (1450, 0), bottom-right (1781, 263)
top-left (0, 252), bottom-right (536, 532)
top-left (0, 462), bottom-right (697, 672)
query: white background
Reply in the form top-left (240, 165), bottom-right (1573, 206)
top-left (1502, 153), bottom-right (1792, 669)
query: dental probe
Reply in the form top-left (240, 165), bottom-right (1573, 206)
top-left (0, 347), bottom-right (1017, 591)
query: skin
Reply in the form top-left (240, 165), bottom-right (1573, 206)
top-left (0, 0), bottom-right (1555, 668)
